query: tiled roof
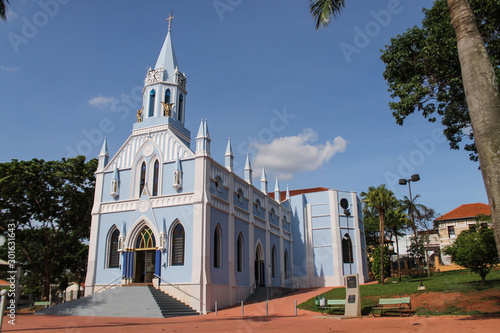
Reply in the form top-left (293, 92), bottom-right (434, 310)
top-left (268, 187), bottom-right (329, 202)
top-left (434, 203), bottom-right (490, 221)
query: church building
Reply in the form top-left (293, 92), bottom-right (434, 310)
top-left (84, 21), bottom-right (368, 314)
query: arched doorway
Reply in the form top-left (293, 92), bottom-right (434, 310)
top-left (254, 244), bottom-right (265, 287)
top-left (134, 226), bottom-right (157, 283)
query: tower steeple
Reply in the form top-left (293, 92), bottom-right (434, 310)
top-left (196, 119), bottom-right (211, 156)
top-left (274, 177), bottom-right (281, 203)
top-left (134, 18), bottom-right (190, 145)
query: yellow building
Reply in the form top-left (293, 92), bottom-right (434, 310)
top-left (434, 203), bottom-right (491, 267)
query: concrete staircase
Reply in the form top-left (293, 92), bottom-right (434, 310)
top-left (36, 286), bottom-right (199, 318)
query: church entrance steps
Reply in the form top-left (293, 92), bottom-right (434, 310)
top-left (147, 286), bottom-right (199, 318)
top-left (35, 286), bottom-right (198, 318)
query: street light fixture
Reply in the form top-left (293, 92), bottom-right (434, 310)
top-left (399, 174), bottom-right (425, 289)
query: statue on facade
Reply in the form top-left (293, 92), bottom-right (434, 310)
top-left (137, 107), bottom-right (143, 122)
top-left (161, 101), bottom-right (175, 117)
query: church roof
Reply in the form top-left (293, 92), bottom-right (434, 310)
top-left (269, 187), bottom-right (329, 202)
top-left (434, 203), bottom-right (490, 221)
top-left (155, 28), bottom-right (178, 83)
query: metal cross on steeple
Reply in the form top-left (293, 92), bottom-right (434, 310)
top-left (166, 11), bottom-right (174, 31)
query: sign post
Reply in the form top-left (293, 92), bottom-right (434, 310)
top-left (344, 273), bottom-right (361, 317)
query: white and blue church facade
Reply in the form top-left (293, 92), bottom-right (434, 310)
top-left (84, 24), bottom-right (369, 314)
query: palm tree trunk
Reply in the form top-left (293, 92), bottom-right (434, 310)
top-left (395, 230), bottom-right (401, 281)
top-left (447, 0), bottom-right (500, 258)
top-left (379, 211), bottom-right (385, 285)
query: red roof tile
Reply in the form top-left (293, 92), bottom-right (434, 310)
top-left (268, 187), bottom-right (329, 201)
top-left (434, 203), bottom-right (490, 221)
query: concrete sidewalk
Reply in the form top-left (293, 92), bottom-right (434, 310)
top-left (3, 287), bottom-right (500, 332)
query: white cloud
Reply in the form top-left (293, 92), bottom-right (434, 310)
top-left (1, 65), bottom-right (19, 74)
top-left (88, 95), bottom-right (116, 110)
top-left (251, 128), bottom-right (347, 180)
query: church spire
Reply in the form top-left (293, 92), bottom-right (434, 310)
top-left (260, 167), bottom-right (268, 194)
top-left (225, 138), bottom-right (233, 172)
top-left (154, 19), bottom-right (178, 79)
top-left (244, 153), bottom-right (252, 185)
top-left (274, 177), bottom-right (281, 203)
top-left (97, 138), bottom-right (109, 170)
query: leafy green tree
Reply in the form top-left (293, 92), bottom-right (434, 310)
top-left (444, 227), bottom-right (499, 282)
top-left (0, 0), bottom-right (9, 20)
top-left (0, 156), bottom-right (97, 298)
top-left (371, 246), bottom-right (391, 283)
top-left (361, 185), bottom-right (398, 284)
top-left (309, 0), bottom-right (500, 260)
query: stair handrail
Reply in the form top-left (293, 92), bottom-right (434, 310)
top-left (153, 274), bottom-right (205, 306)
top-left (249, 280), bottom-right (258, 294)
top-left (93, 275), bottom-right (124, 294)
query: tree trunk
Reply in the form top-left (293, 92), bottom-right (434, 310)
top-left (447, 0), bottom-right (500, 257)
top-left (379, 211), bottom-right (385, 285)
top-left (395, 231), bottom-right (401, 281)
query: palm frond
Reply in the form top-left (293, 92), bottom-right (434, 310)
top-left (1, 0), bottom-right (10, 21)
top-left (309, 0), bottom-right (346, 30)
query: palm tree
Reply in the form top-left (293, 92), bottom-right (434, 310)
top-left (1, 0), bottom-right (9, 20)
top-left (309, 0), bottom-right (500, 258)
top-left (361, 184), bottom-right (398, 285)
top-left (385, 207), bottom-right (409, 281)
top-left (400, 194), bottom-right (427, 232)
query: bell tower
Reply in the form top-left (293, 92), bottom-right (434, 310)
top-left (133, 15), bottom-right (190, 145)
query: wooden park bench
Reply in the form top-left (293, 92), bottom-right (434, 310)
top-left (371, 297), bottom-right (411, 317)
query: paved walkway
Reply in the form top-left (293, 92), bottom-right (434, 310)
top-left (3, 287), bottom-right (500, 332)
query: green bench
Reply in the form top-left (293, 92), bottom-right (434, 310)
top-left (315, 296), bottom-right (345, 313)
top-left (371, 297), bottom-right (411, 317)
top-left (32, 301), bottom-right (49, 307)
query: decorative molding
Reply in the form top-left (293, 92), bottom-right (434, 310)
top-left (211, 196), bottom-right (229, 212)
top-left (138, 200), bottom-right (150, 213)
top-left (254, 216), bottom-right (266, 230)
top-left (210, 164), bottom-right (229, 187)
top-left (235, 206), bottom-right (249, 222)
top-left (270, 224), bottom-right (280, 236)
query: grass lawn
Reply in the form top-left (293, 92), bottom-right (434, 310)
top-left (298, 268), bottom-right (500, 316)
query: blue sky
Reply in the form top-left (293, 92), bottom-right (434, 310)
top-left (0, 0), bottom-right (488, 219)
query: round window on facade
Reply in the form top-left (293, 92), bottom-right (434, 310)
top-left (340, 198), bottom-right (349, 210)
top-left (215, 176), bottom-right (222, 192)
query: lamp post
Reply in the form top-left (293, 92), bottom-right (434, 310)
top-left (399, 174), bottom-right (424, 289)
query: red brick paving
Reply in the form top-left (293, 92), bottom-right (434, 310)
top-left (3, 287), bottom-right (500, 332)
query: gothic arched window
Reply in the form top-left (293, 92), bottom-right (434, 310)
top-left (107, 228), bottom-right (120, 269)
top-left (178, 94), bottom-right (183, 122)
top-left (342, 234), bottom-right (354, 264)
top-left (237, 233), bottom-right (244, 272)
top-left (139, 161), bottom-right (146, 196)
top-left (136, 226), bottom-right (156, 250)
top-left (149, 89), bottom-right (156, 117)
top-left (171, 223), bottom-right (185, 266)
top-left (165, 89), bottom-right (171, 104)
top-left (153, 160), bottom-right (159, 196)
top-left (214, 224), bottom-right (221, 268)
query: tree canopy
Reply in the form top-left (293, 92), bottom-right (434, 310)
top-left (380, 0), bottom-right (500, 161)
top-left (444, 226), bottom-right (499, 282)
top-left (0, 156), bottom-right (97, 298)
